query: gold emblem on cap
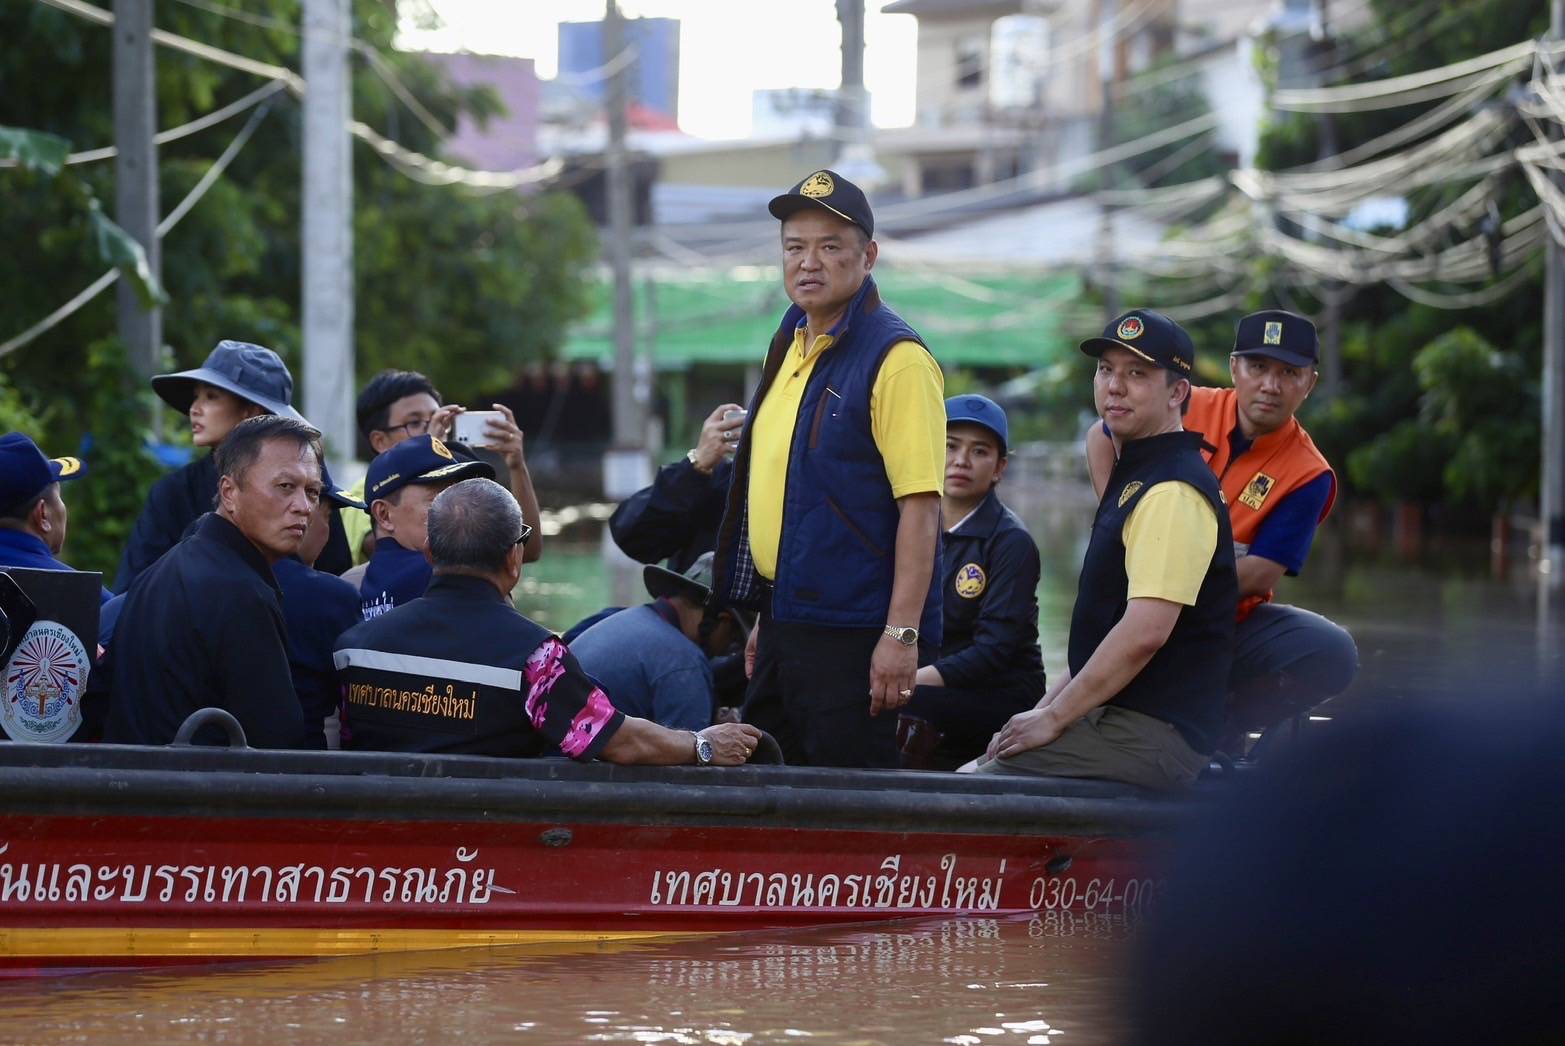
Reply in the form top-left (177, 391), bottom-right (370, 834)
top-left (53, 457), bottom-right (81, 477)
top-left (800, 171), bottom-right (835, 198)
top-left (1116, 316), bottom-right (1145, 341)
top-left (1117, 480), bottom-right (1143, 508)
top-left (1263, 321), bottom-right (1283, 346)
top-left (430, 437), bottom-right (454, 461)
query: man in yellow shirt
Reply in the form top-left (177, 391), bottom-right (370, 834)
top-left (711, 169), bottom-right (946, 768)
top-left (967, 309), bottom-right (1237, 790)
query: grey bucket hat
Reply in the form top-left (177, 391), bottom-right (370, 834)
top-left (152, 340), bottom-right (307, 422)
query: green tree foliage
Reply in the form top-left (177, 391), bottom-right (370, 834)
top-left (1242, 0), bottom-right (1546, 517)
top-left (0, 0), bottom-right (597, 576)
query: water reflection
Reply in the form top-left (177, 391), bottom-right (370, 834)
top-left (6, 917), bottom-right (1131, 1045)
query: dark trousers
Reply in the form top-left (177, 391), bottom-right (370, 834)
top-left (742, 607), bottom-right (921, 768)
top-left (1224, 602), bottom-right (1358, 752)
top-left (903, 678), bottom-right (1042, 769)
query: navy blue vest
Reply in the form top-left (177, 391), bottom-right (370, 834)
top-left (1069, 430), bottom-right (1237, 754)
top-left (714, 276), bottom-right (942, 643)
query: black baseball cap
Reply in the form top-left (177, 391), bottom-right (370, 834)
top-left (768, 169), bottom-right (874, 239)
top-left (1232, 310), bottom-right (1319, 368)
top-left (1080, 309), bottom-right (1196, 377)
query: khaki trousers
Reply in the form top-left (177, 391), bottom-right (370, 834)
top-left (969, 705), bottom-right (1208, 792)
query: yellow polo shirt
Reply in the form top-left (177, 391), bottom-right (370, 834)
top-left (1123, 482), bottom-right (1219, 605)
top-left (340, 475), bottom-right (373, 565)
top-left (747, 328), bottom-right (946, 580)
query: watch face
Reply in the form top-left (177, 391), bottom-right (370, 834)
top-left (696, 737), bottom-right (713, 764)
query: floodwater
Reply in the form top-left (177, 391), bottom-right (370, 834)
top-left (6, 487), bottom-right (1561, 1044)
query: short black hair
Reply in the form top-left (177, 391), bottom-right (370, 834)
top-left (355, 370), bottom-right (442, 439)
top-left (0, 490), bottom-right (46, 528)
top-left (215, 415), bottom-right (323, 488)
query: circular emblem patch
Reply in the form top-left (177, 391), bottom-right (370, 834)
top-left (430, 436), bottom-right (454, 461)
top-left (954, 563), bottom-right (986, 599)
top-left (2, 620), bottom-right (88, 744)
top-left (801, 171), bottom-right (835, 198)
top-left (1116, 316), bottom-right (1145, 341)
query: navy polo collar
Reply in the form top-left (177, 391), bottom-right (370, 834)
top-left (948, 489), bottom-right (1006, 539)
top-left (425, 571), bottom-right (510, 604)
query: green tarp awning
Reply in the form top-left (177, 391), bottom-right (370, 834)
top-left (562, 268), bottom-right (1082, 371)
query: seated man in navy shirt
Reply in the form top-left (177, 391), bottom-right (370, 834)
top-left (0, 432), bottom-right (110, 603)
top-left (358, 435), bottom-right (492, 620)
top-left (335, 478), bottom-right (761, 765)
top-left (274, 463), bottom-right (364, 748)
top-left (570, 552), bottom-right (751, 731)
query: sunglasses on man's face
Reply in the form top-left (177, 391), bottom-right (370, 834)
top-left (513, 521), bottom-right (534, 548)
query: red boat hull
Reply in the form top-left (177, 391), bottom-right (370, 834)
top-left (0, 743), bottom-right (1183, 971)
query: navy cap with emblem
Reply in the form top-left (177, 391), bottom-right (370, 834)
top-left (152, 340), bottom-right (307, 422)
top-left (320, 461), bottom-right (367, 512)
top-left (768, 169), bottom-right (875, 239)
top-left (1080, 308), bottom-right (1197, 377)
top-left (0, 432), bottom-right (86, 515)
top-left (945, 394), bottom-right (1010, 455)
top-left (364, 434), bottom-right (493, 503)
top-left (1232, 309), bottom-right (1319, 368)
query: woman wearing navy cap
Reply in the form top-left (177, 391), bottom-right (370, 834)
top-left (114, 340), bottom-right (310, 593)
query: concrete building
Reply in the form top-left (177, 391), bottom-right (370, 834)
top-left (558, 16), bottom-right (681, 125)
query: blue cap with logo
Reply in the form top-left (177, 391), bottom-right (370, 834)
top-left (945, 394), bottom-right (1009, 455)
top-left (152, 340), bottom-right (307, 422)
top-left (1080, 308), bottom-right (1196, 378)
top-left (768, 169), bottom-right (875, 239)
top-left (1232, 309), bottom-right (1319, 368)
top-left (364, 435), bottom-right (493, 503)
top-left (0, 433), bottom-right (86, 515)
top-left (320, 461), bottom-right (367, 512)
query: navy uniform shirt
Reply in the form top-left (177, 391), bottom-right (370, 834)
top-left (274, 556), bottom-right (361, 748)
top-left (935, 490), bottom-right (1046, 692)
top-left (570, 600), bottom-right (714, 731)
top-left (358, 537), bottom-right (430, 620)
top-left (609, 457), bottom-right (731, 574)
top-left (103, 512), bottom-right (308, 749)
top-left (0, 529), bottom-right (112, 604)
top-left (334, 574), bottom-right (625, 759)
top-left (114, 454), bottom-right (217, 594)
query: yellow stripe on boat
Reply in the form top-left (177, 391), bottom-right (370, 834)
top-left (0, 927), bottom-right (700, 959)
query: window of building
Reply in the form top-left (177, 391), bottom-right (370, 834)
top-left (955, 37), bottom-right (984, 90)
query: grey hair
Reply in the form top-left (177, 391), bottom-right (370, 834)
top-left (427, 478), bottom-right (522, 574)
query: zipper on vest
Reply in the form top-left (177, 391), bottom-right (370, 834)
top-left (826, 496), bottom-right (886, 557)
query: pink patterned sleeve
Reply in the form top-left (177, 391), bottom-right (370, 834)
top-left (523, 637), bottom-right (624, 760)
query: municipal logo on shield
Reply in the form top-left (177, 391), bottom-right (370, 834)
top-left (2, 620), bottom-right (88, 743)
top-left (1116, 316), bottom-right (1145, 341)
top-left (954, 563), bottom-right (986, 599)
top-left (1263, 321), bottom-right (1283, 345)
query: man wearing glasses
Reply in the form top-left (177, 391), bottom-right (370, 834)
top-left (335, 478), bottom-right (762, 765)
top-left (341, 370), bottom-right (543, 569)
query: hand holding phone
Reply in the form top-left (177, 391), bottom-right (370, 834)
top-left (452, 410), bottom-right (506, 448)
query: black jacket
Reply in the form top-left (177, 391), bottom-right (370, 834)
top-left (935, 490), bottom-right (1046, 693)
top-left (103, 512), bottom-right (308, 748)
top-left (275, 556), bottom-right (361, 748)
top-left (609, 457), bottom-right (731, 573)
top-left (114, 454), bottom-right (218, 594)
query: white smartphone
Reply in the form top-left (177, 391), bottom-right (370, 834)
top-left (452, 410), bottom-right (505, 447)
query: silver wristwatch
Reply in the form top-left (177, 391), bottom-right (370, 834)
top-left (883, 625), bottom-right (919, 647)
top-left (692, 730), bottom-right (714, 765)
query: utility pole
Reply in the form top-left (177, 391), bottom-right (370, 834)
top-left (833, 0), bottom-right (884, 187)
top-left (301, 0), bottom-right (355, 470)
top-left (113, 0), bottom-right (160, 396)
top-left (1317, 0), bottom-right (1344, 399)
top-left (602, 0), bottom-right (650, 500)
top-left (1096, 0), bottom-right (1119, 324)
top-left (1544, 1), bottom-right (1565, 580)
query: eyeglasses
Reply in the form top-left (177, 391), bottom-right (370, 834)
top-left (381, 417), bottom-right (433, 438)
top-left (514, 522), bottom-right (534, 548)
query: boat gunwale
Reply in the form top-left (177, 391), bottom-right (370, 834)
top-left (0, 743), bottom-right (1192, 837)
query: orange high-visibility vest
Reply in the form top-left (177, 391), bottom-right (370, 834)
top-left (1184, 387), bottom-right (1337, 620)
